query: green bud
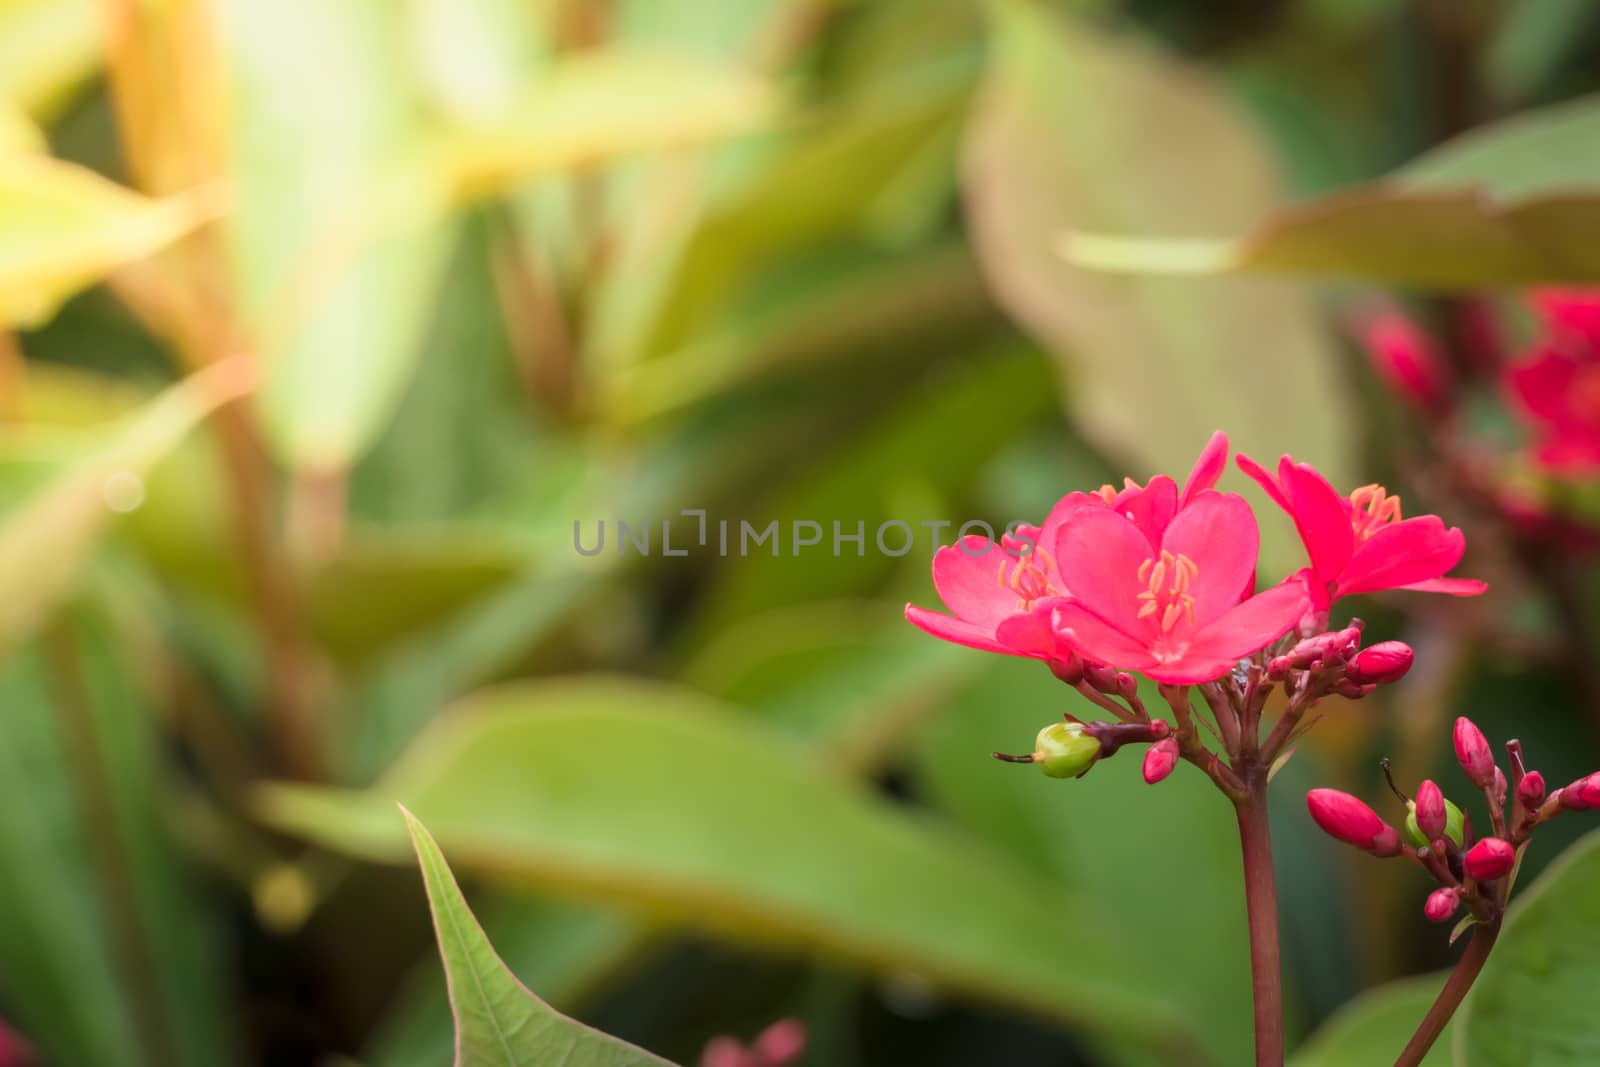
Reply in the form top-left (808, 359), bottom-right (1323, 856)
top-left (1034, 723), bottom-right (1101, 779)
top-left (1404, 798), bottom-right (1466, 849)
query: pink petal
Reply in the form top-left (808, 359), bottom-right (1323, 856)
top-left (1399, 577), bottom-right (1487, 596)
top-left (1280, 460), bottom-right (1355, 583)
top-left (1180, 580), bottom-right (1309, 668)
top-left (931, 537), bottom-right (1015, 627)
top-left (904, 604), bottom-right (1013, 655)
top-left (1157, 491), bottom-right (1259, 626)
top-left (1118, 475), bottom-right (1178, 547)
top-left (1531, 433), bottom-right (1600, 472)
top-left (1180, 431), bottom-right (1229, 507)
top-left (1532, 289), bottom-right (1600, 345)
top-left (1506, 351), bottom-right (1581, 426)
top-left (1053, 507), bottom-right (1156, 627)
top-left (1236, 452), bottom-right (1291, 513)
top-left (1335, 517), bottom-right (1464, 598)
top-left (1051, 601), bottom-right (1156, 670)
top-left (994, 597), bottom-right (1074, 659)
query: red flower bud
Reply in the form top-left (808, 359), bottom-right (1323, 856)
top-left (1414, 779), bottom-right (1447, 840)
top-left (1307, 789), bottom-right (1402, 857)
top-left (1424, 887), bottom-right (1460, 923)
top-left (752, 1019), bottom-right (807, 1067)
top-left (1360, 307), bottom-right (1452, 415)
top-left (1047, 655), bottom-right (1084, 686)
top-left (1559, 771), bottom-right (1600, 811)
top-left (1454, 717), bottom-right (1496, 789)
top-left (1143, 737), bottom-right (1179, 785)
top-left (1517, 770), bottom-right (1546, 809)
top-left (1464, 837), bottom-right (1516, 881)
top-left (1346, 641), bottom-right (1414, 685)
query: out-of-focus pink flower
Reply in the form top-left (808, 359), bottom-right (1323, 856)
top-left (1359, 306), bottom-right (1453, 415)
top-left (1504, 290), bottom-right (1600, 472)
top-left (1307, 788), bottom-right (1402, 857)
top-left (700, 1020), bottom-right (806, 1067)
top-left (1048, 491), bottom-right (1308, 684)
top-left (1236, 453), bottom-right (1486, 609)
top-left (1464, 837), bottom-right (1516, 881)
top-left (905, 433), bottom-right (1231, 662)
top-left (0, 1021), bottom-right (32, 1067)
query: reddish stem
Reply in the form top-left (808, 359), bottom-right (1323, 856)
top-left (1234, 768), bottom-right (1284, 1067)
top-left (1394, 920), bottom-right (1500, 1067)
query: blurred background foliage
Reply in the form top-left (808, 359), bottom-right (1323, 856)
top-left (5, 0), bottom-right (1600, 1064)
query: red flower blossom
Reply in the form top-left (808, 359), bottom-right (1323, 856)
top-left (1236, 453), bottom-right (1485, 609)
top-left (1358, 305), bottom-right (1452, 416)
top-left (905, 432), bottom-right (1229, 661)
top-left (1504, 289), bottom-right (1600, 472)
top-left (1048, 490), bottom-right (1308, 684)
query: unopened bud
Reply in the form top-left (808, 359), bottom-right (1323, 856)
top-left (1307, 788), bottom-right (1403, 857)
top-left (1454, 717), bottom-right (1496, 789)
top-left (1143, 737), bottom-right (1179, 785)
top-left (1559, 771), bottom-right (1600, 811)
top-left (1424, 887), bottom-right (1460, 923)
top-left (1359, 307), bottom-right (1453, 416)
top-left (1267, 655), bottom-right (1292, 680)
top-left (1404, 780), bottom-right (1463, 848)
top-left (1048, 655), bottom-right (1084, 686)
top-left (1034, 723), bottom-right (1101, 780)
top-left (1464, 837), bottom-right (1516, 881)
top-left (1347, 641), bottom-right (1414, 685)
top-left (1518, 770), bottom-right (1547, 809)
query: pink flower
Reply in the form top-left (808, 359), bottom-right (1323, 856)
top-left (1424, 887), bottom-right (1459, 922)
top-left (905, 432), bottom-right (1229, 662)
top-left (1453, 716), bottom-right (1496, 790)
top-left (1358, 305), bottom-right (1452, 416)
top-left (1517, 770), bottom-right (1546, 808)
top-left (1236, 453), bottom-right (1485, 609)
top-left (1306, 789), bottom-right (1402, 857)
top-left (1048, 490), bottom-right (1308, 684)
top-left (1505, 290), bottom-right (1600, 472)
top-left (1464, 837), bottom-right (1515, 881)
top-left (1345, 641), bottom-right (1414, 685)
top-left (1559, 771), bottom-right (1600, 811)
top-left (1414, 779), bottom-right (1446, 840)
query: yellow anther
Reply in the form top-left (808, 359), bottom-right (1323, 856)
top-left (1137, 599), bottom-right (1158, 619)
top-left (1160, 602), bottom-right (1183, 632)
top-left (1137, 557), bottom-right (1153, 583)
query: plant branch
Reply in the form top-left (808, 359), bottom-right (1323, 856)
top-left (1235, 767), bottom-right (1284, 1067)
top-left (1394, 919), bottom-right (1500, 1067)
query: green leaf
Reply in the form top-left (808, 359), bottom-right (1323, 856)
top-left (964, 0), bottom-right (1354, 499)
top-left (257, 677), bottom-right (1197, 1050)
top-left (1455, 828), bottom-right (1600, 1065)
top-left (0, 603), bottom-right (239, 1066)
top-left (1288, 972), bottom-right (1449, 1067)
top-left (0, 359), bottom-right (253, 659)
top-left (1061, 94), bottom-right (1600, 289)
top-left (401, 807), bottom-right (675, 1067)
top-left (0, 156), bottom-right (224, 328)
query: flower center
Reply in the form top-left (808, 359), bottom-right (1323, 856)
top-left (1349, 484), bottom-right (1402, 542)
top-left (1135, 549), bottom-right (1198, 635)
top-left (997, 546), bottom-right (1059, 611)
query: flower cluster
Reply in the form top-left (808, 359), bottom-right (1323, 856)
top-left (699, 1020), bottom-right (806, 1067)
top-left (905, 432), bottom-right (1483, 794)
top-left (1308, 717), bottom-right (1600, 929)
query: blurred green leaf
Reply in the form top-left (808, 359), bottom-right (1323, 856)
top-left (401, 807), bottom-right (675, 1066)
top-left (0, 359), bottom-right (252, 659)
top-left (0, 604), bottom-right (237, 1066)
top-left (964, 0), bottom-right (1353, 492)
top-left (1062, 94), bottom-right (1600, 289)
top-left (0, 155), bottom-right (223, 327)
top-left (258, 677), bottom-right (1197, 1050)
top-left (1456, 828), bottom-right (1600, 1065)
top-left (369, 896), bottom-right (644, 1067)
top-left (1484, 0), bottom-right (1597, 107)
top-left (1288, 972), bottom-right (1448, 1067)
top-left (0, 0), bottom-right (99, 118)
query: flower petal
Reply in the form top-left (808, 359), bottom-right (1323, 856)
top-left (1180, 431), bottom-right (1229, 508)
top-left (1053, 506), bottom-right (1156, 627)
top-left (995, 597), bottom-right (1073, 659)
top-left (1158, 491), bottom-right (1259, 626)
top-left (1399, 577), bottom-right (1487, 596)
top-left (1051, 601), bottom-right (1155, 670)
top-left (1179, 579), bottom-right (1309, 668)
top-left (931, 536), bottom-right (1016, 627)
top-left (1236, 452), bottom-right (1291, 513)
top-left (1335, 517), bottom-right (1464, 598)
top-left (904, 604), bottom-right (1013, 655)
top-left (1506, 351), bottom-right (1581, 426)
top-left (1280, 460), bottom-right (1355, 583)
top-left (1118, 475), bottom-right (1178, 547)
